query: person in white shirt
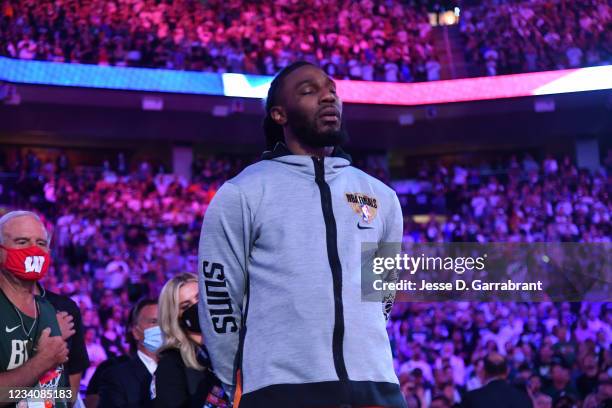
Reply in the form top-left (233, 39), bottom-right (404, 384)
top-left (83, 327), bottom-right (108, 386)
top-left (385, 61), bottom-right (399, 82)
top-left (484, 48), bottom-right (498, 76)
top-left (17, 35), bottom-right (37, 59)
top-left (566, 44), bottom-right (583, 68)
top-left (426, 57), bottom-right (441, 81)
top-left (434, 342), bottom-right (466, 386)
top-left (348, 58), bottom-right (362, 80)
top-left (400, 346), bottom-right (433, 383)
top-left (104, 256), bottom-right (129, 290)
top-left (362, 59), bottom-right (375, 81)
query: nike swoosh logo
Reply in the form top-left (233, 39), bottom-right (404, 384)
top-left (357, 222), bottom-right (374, 230)
top-left (6, 325), bottom-right (19, 333)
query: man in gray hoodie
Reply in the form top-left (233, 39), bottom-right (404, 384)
top-left (198, 61), bottom-right (406, 408)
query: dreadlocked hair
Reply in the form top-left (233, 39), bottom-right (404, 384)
top-left (263, 61), bottom-right (316, 150)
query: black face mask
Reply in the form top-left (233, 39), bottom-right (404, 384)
top-left (180, 303), bottom-right (201, 334)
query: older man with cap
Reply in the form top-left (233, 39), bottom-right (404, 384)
top-left (0, 210), bottom-right (70, 408)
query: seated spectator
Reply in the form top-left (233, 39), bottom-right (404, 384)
top-left (425, 368), bottom-right (462, 406)
top-left (435, 342), bottom-right (466, 386)
top-left (101, 318), bottom-right (125, 358)
top-left (461, 352), bottom-right (533, 408)
top-left (431, 395), bottom-right (453, 408)
top-left (532, 393), bottom-right (552, 408)
top-left (576, 353), bottom-right (600, 399)
top-left (98, 298), bottom-right (159, 408)
top-left (542, 362), bottom-right (579, 404)
top-left (400, 370), bottom-right (427, 408)
top-left (583, 378), bottom-right (612, 408)
top-left (154, 273), bottom-right (228, 408)
top-left (552, 395), bottom-right (577, 408)
top-left (83, 327), bottom-right (107, 385)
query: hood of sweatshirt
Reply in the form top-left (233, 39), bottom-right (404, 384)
top-left (261, 142), bottom-right (352, 179)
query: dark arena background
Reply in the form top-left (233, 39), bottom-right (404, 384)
top-left (0, 0), bottom-right (611, 407)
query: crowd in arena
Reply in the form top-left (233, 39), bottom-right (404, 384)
top-left (1, 148), bottom-right (610, 407)
top-left (460, 0), bottom-right (612, 76)
top-left (0, 0), bottom-right (438, 82)
top-left (390, 301), bottom-right (612, 407)
top-left (399, 153), bottom-right (610, 243)
top-left (2, 0), bottom-right (610, 82)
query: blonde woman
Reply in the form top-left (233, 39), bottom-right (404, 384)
top-left (154, 273), bottom-right (228, 408)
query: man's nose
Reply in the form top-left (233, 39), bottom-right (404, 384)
top-left (320, 90), bottom-right (338, 104)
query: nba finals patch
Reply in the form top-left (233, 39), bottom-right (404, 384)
top-left (345, 193), bottom-right (378, 223)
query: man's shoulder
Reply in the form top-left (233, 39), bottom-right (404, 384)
top-left (0, 287), bottom-right (13, 312)
top-left (465, 380), bottom-right (498, 395)
top-left (225, 160), bottom-right (276, 185)
top-left (87, 355), bottom-right (131, 393)
top-left (468, 380), bottom-right (531, 401)
top-left (103, 354), bottom-right (132, 370)
top-left (106, 355), bottom-right (146, 378)
top-left (228, 160), bottom-right (275, 179)
top-left (220, 161), bottom-right (398, 201)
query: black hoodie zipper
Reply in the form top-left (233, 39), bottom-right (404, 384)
top-left (312, 157), bottom-right (349, 386)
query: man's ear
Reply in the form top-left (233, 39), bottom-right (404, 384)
top-left (132, 325), bottom-right (142, 342)
top-left (271, 106), bottom-right (287, 126)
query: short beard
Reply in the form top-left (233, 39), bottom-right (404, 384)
top-left (286, 109), bottom-right (348, 148)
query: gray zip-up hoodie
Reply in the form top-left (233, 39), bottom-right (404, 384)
top-left (198, 143), bottom-right (406, 408)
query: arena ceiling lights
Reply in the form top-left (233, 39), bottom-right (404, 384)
top-left (1, 57), bottom-right (610, 107)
